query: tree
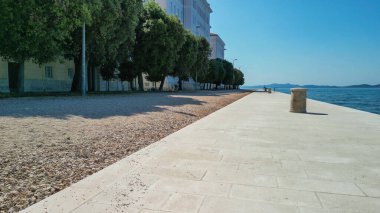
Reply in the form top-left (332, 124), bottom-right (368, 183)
top-left (190, 37), bottom-right (211, 88)
top-left (134, 1), bottom-right (186, 91)
top-left (222, 59), bottom-right (234, 89)
top-left (66, 0), bottom-right (142, 92)
top-left (207, 59), bottom-right (225, 89)
top-left (119, 60), bottom-right (137, 90)
top-left (234, 68), bottom-right (245, 88)
top-left (99, 60), bottom-right (117, 91)
top-left (173, 31), bottom-right (198, 90)
top-left (0, 0), bottom-right (82, 64)
top-left (62, 0), bottom-right (100, 92)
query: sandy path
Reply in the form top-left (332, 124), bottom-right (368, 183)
top-left (0, 90), bottom-right (250, 212)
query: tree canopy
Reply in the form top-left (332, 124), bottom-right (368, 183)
top-left (173, 31), bottom-right (199, 90)
top-left (0, 0), bottom-right (245, 92)
top-left (233, 68), bottom-right (245, 87)
top-left (119, 60), bottom-right (137, 85)
top-left (222, 59), bottom-right (234, 87)
top-left (190, 37), bottom-right (211, 84)
top-left (67, 0), bottom-right (142, 92)
top-left (208, 59), bottom-right (225, 86)
top-left (0, 0), bottom-right (83, 63)
top-left (134, 1), bottom-right (186, 90)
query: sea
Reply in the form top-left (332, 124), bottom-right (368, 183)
top-left (242, 87), bottom-right (380, 115)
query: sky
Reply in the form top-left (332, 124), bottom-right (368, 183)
top-left (208, 0), bottom-right (380, 86)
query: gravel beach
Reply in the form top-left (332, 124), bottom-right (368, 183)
top-left (0, 90), bottom-right (250, 212)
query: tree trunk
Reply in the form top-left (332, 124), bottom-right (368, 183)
top-left (87, 59), bottom-right (95, 92)
top-left (159, 76), bottom-right (165, 91)
top-left (128, 80), bottom-right (133, 91)
top-left (71, 58), bottom-right (81, 92)
top-left (138, 72), bottom-right (144, 91)
top-left (87, 61), bottom-right (91, 92)
top-left (178, 77), bottom-right (183, 90)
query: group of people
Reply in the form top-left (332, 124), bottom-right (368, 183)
top-left (263, 86), bottom-right (276, 93)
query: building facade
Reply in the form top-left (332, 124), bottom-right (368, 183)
top-left (96, 73), bottom-right (175, 92)
top-left (210, 33), bottom-right (225, 59)
top-left (155, 0), bottom-right (185, 23)
top-left (152, 0), bottom-right (212, 41)
top-left (0, 58), bottom-right (74, 93)
top-left (184, 0), bottom-right (212, 41)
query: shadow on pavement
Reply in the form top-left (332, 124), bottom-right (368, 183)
top-left (0, 92), bottom-right (208, 119)
top-left (305, 112), bottom-right (329, 116)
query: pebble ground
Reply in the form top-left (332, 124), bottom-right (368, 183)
top-left (0, 90), bottom-right (250, 213)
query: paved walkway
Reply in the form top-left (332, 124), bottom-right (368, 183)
top-left (23, 92), bottom-right (380, 213)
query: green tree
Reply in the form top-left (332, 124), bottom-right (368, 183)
top-left (134, 1), bottom-right (186, 91)
top-left (99, 60), bottom-right (117, 91)
top-left (173, 31), bottom-right (199, 90)
top-left (62, 0), bottom-right (101, 92)
top-left (0, 0), bottom-right (82, 63)
top-left (207, 58), bottom-right (225, 90)
top-left (66, 0), bottom-right (142, 92)
top-left (234, 68), bottom-right (245, 88)
top-left (222, 59), bottom-right (234, 89)
top-left (119, 60), bottom-right (137, 90)
top-left (190, 37), bottom-right (211, 88)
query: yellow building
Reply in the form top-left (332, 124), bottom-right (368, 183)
top-left (0, 59), bottom-right (10, 92)
top-left (0, 58), bottom-right (180, 93)
top-left (0, 58), bottom-right (75, 93)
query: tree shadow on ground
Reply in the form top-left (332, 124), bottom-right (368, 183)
top-left (0, 92), bottom-right (210, 120)
top-left (174, 90), bottom-right (248, 97)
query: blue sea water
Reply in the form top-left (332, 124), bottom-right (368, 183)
top-left (279, 88), bottom-right (380, 115)
top-left (245, 87), bottom-right (380, 115)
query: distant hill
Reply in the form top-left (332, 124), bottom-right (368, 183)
top-left (345, 84), bottom-right (380, 88)
top-left (244, 83), bottom-right (380, 89)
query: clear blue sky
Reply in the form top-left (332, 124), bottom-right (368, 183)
top-left (208, 0), bottom-right (380, 86)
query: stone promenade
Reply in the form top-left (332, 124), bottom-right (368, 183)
top-left (23, 92), bottom-right (380, 213)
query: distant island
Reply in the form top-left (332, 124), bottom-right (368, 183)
top-left (244, 83), bottom-right (380, 89)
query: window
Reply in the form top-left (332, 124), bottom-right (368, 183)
top-left (45, 66), bottom-right (53, 79)
top-left (68, 68), bottom-right (74, 79)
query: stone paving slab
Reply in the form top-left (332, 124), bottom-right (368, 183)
top-left (22, 92), bottom-right (380, 213)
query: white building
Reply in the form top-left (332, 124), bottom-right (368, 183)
top-left (140, 0), bottom-right (219, 90)
top-left (153, 0), bottom-right (212, 41)
top-left (155, 0), bottom-right (185, 23)
top-left (149, 0), bottom-right (212, 90)
top-left (184, 0), bottom-right (212, 41)
top-left (210, 33), bottom-right (225, 59)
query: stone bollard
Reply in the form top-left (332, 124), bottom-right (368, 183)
top-left (290, 88), bottom-right (308, 113)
